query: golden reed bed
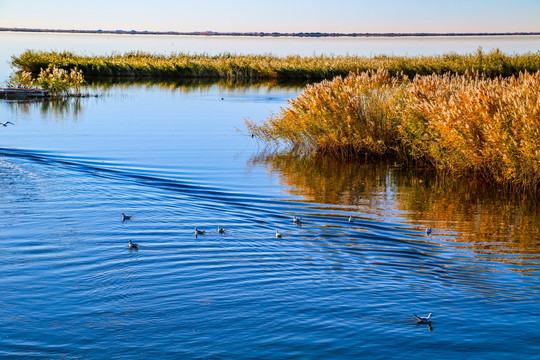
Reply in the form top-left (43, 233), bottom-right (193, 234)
top-left (248, 70), bottom-right (540, 192)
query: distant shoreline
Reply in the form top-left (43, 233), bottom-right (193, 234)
top-left (1, 27), bottom-right (539, 38)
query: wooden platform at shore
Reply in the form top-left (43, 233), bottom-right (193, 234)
top-left (0, 87), bottom-right (50, 99)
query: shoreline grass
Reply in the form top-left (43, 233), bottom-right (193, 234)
top-left (11, 49), bottom-right (540, 80)
top-left (247, 69), bottom-right (540, 192)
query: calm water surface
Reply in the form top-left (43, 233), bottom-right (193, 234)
top-left (0, 34), bottom-right (539, 359)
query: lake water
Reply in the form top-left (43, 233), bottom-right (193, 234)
top-left (0, 33), bottom-right (539, 359)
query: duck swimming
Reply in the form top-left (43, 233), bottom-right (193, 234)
top-left (414, 313), bottom-right (433, 323)
top-left (128, 240), bottom-right (138, 250)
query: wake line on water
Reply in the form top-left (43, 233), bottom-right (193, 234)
top-left (0, 147), bottom-right (417, 233)
top-left (0, 147), bottom-right (275, 213)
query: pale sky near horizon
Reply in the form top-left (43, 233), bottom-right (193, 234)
top-left (0, 0), bottom-right (539, 33)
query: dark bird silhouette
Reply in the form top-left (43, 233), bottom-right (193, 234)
top-left (128, 239), bottom-right (138, 250)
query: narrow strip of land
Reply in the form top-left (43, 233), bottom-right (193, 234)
top-left (11, 49), bottom-right (540, 80)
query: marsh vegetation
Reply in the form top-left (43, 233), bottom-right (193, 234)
top-left (247, 70), bottom-right (540, 192)
top-left (11, 48), bottom-right (540, 80)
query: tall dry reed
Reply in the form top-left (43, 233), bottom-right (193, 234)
top-left (9, 65), bottom-right (84, 96)
top-left (247, 70), bottom-right (540, 191)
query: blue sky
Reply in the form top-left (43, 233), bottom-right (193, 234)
top-left (1, 0), bottom-right (539, 33)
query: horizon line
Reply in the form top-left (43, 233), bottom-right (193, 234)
top-left (1, 27), bottom-right (540, 38)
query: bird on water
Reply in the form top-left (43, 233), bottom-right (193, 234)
top-left (218, 226), bottom-right (226, 234)
top-left (425, 228), bottom-right (432, 235)
top-left (414, 313), bottom-right (433, 324)
top-left (293, 216), bottom-right (302, 225)
top-left (348, 215), bottom-right (354, 223)
top-left (128, 240), bottom-right (138, 250)
top-left (122, 213), bottom-right (133, 222)
top-left (275, 230), bottom-right (282, 238)
top-left (194, 227), bottom-right (205, 236)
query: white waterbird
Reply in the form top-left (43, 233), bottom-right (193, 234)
top-left (414, 313), bottom-right (433, 323)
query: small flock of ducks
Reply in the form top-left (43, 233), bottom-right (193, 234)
top-left (123, 213), bottom-right (231, 248)
top-left (123, 212), bottom-right (433, 249)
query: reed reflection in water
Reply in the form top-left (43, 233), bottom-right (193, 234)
top-left (250, 152), bottom-right (540, 271)
top-left (5, 97), bottom-right (84, 120)
top-left (84, 77), bottom-right (310, 91)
